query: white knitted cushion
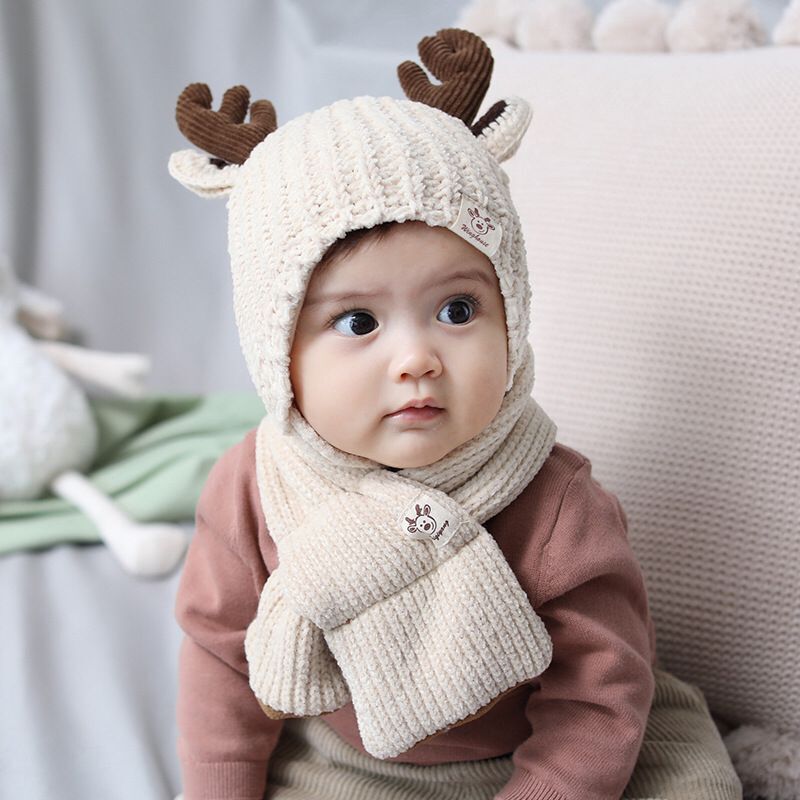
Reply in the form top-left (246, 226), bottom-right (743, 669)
top-left (487, 39), bottom-right (799, 736)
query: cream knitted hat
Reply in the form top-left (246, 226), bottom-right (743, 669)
top-left (169, 28), bottom-right (534, 434)
top-left (169, 28), bottom-right (560, 759)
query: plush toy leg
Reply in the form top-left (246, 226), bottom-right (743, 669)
top-left (50, 470), bottom-right (189, 578)
top-left (16, 281), bottom-right (67, 339)
top-left (36, 340), bottom-right (151, 397)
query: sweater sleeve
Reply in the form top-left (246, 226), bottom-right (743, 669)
top-left (174, 432), bottom-right (284, 800)
top-left (494, 458), bottom-right (656, 800)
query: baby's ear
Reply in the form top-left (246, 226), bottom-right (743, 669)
top-left (471, 96), bottom-right (532, 164)
top-left (168, 149), bottom-right (238, 198)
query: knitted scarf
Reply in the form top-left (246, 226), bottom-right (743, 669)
top-left (244, 343), bottom-right (558, 760)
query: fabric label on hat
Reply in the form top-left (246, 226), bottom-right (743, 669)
top-left (399, 496), bottom-right (458, 548)
top-left (447, 194), bottom-right (502, 258)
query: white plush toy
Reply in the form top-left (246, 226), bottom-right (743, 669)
top-left (456, 0), bottom-right (529, 40)
top-left (515, 0), bottom-right (595, 50)
top-left (665, 0), bottom-right (767, 50)
top-left (0, 255), bottom-right (189, 577)
top-left (593, 0), bottom-right (673, 51)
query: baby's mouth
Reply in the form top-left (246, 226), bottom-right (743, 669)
top-left (386, 406), bottom-right (444, 422)
top-left (387, 396), bottom-right (443, 415)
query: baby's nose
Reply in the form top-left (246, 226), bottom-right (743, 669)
top-left (389, 329), bottom-right (442, 380)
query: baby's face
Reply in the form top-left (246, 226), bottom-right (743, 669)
top-left (289, 221), bottom-right (508, 469)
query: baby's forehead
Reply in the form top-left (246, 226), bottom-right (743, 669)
top-left (302, 240), bottom-right (499, 313)
top-left (310, 222), bottom-right (495, 284)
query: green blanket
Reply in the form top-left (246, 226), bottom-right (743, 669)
top-left (0, 393), bottom-right (265, 555)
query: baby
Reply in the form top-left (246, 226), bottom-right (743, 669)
top-left (169, 28), bottom-right (659, 800)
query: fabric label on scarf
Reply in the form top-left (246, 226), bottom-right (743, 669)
top-left (447, 194), bottom-right (502, 258)
top-left (399, 496), bottom-right (458, 548)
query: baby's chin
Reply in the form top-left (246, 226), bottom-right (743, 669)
top-left (373, 441), bottom-right (468, 471)
top-left (379, 455), bottom-right (447, 470)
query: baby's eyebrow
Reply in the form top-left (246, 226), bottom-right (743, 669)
top-left (304, 268), bottom-right (494, 308)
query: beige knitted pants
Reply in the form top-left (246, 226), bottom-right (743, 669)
top-left (263, 668), bottom-right (743, 800)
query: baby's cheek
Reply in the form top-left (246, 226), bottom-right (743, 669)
top-left (472, 337), bottom-right (507, 407)
top-left (290, 338), bottom-right (337, 421)
top-left (347, 376), bottom-right (379, 419)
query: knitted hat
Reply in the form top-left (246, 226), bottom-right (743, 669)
top-left (169, 28), bottom-right (534, 434)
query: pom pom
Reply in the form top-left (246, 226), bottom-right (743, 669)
top-left (455, 0), bottom-right (501, 38)
top-left (773, 0), bottom-right (800, 45)
top-left (456, 0), bottom-right (528, 42)
top-left (723, 723), bottom-right (800, 800)
top-left (592, 0), bottom-right (673, 52)
top-left (665, 0), bottom-right (767, 52)
top-left (514, 0), bottom-right (594, 50)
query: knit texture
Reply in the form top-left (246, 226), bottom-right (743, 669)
top-left (489, 39), bottom-right (800, 739)
top-left (226, 94), bottom-right (532, 434)
top-left (245, 347), bottom-right (558, 759)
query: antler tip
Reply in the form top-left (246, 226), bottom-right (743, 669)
top-left (179, 82), bottom-right (212, 103)
top-left (397, 27), bottom-right (493, 128)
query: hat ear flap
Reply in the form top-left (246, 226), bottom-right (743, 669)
top-left (472, 96), bottom-right (532, 163)
top-left (167, 149), bottom-right (238, 198)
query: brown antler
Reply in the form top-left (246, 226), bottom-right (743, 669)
top-left (175, 83), bottom-right (277, 166)
top-left (397, 28), bottom-right (493, 128)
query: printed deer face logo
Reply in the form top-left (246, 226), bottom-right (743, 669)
top-left (405, 503), bottom-right (438, 537)
top-left (468, 207), bottom-right (495, 236)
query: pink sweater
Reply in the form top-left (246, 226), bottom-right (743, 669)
top-left (175, 429), bottom-right (657, 800)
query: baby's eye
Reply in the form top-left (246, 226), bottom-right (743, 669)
top-left (437, 296), bottom-right (477, 326)
top-left (332, 310), bottom-right (378, 337)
